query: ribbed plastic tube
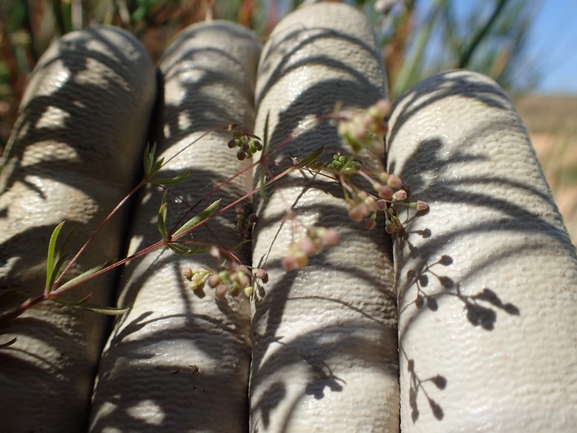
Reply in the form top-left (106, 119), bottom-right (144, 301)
top-left (0, 27), bottom-right (156, 432)
top-left (387, 70), bottom-right (577, 431)
top-left (89, 22), bottom-right (261, 433)
top-left (250, 3), bottom-right (399, 432)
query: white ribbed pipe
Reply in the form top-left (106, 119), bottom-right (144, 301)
top-left (0, 27), bottom-right (155, 432)
top-left (250, 4), bottom-right (398, 432)
top-left (89, 22), bottom-right (261, 432)
top-left (387, 70), bottom-right (577, 431)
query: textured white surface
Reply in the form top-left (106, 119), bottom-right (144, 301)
top-left (387, 70), bottom-right (577, 432)
top-left (0, 27), bottom-right (156, 433)
top-left (250, 4), bottom-right (399, 432)
top-left (89, 22), bottom-right (261, 433)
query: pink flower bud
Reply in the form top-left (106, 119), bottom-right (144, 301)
top-left (313, 238), bottom-right (324, 253)
top-left (393, 190), bottom-right (407, 201)
top-left (215, 284), bottom-right (228, 298)
top-left (387, 174), bottom-right (402, 188)
top-left (358, 202), bottom-right (372, 218)
top-left (365, 218), bottom-right (377, 230)
top-left (208, 274), bottom-right (221, 288)
top-left (299, 237), bottom-right (316, 256)
top-left (385, 224), bottom-right (395, 234)
top-left (377, 199), bottom-right (387, 211)
top-left (237, 273), bottom-right (250, 288)
top-left (378, 172), bottom-right (390, 182)
top-left (364, 195), bottom-right (378, 212)
top-left (373, 99), bottom-right (392, 117)
top-left (323, 228), bottom-right (339, 246)
top-left (255, 269), bottom-right (269, 283)
top-left (416, 200), bottom-right (429, 211)
top-left (182, 268), bottom-right (193, 280)
top-left (379, 185), bottom-right (394, 200)
top-left (349, 205), bottom-right (364, 222)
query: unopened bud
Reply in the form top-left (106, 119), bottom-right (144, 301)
top-left (365, 195), bottom-right (378, 212)
top-left (228, 139), bottom-right (237, 149)
top-left (237, 272), bottom-right (250, 288)
top-left (379, 185), bottom-right (394, 200)
top-left (387, 174), bottom-right (402, 188)
top-left (377, 199), bottom-right (387, 211)
top-left (393, 190), bottom-right (407, 201)
top-left (373, 99), bottom-right (392, 117)
top-left (255, 268), bottom-right (268, 283)
top-left (416, 200), bottom-right (429, 211)
top-left (349, 205), bottom-right (364, 222)
top-left (215, 284), bottom-right (228, 298)
top-left (208, 274), bottom-right (221, 288)
top-left (323, 228), bottom-right (339, 246)
top-left (378, 172), bottom-right (390, 182)
top-left (209, 246), bottom-right (221, 259)
top-left (182, 268), bottom-right (193, 280)
top-left (237, 151), bottom-right (246, 161)
top-left (248, 213), bottom-right (259, 224)
top-left (243, 287), bottom-right (254, 298)
top-left (365, 218), bottom-right (377, 230)
top-left (299, 237), bottom-right (316, 256)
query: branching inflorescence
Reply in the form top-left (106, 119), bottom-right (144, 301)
top-left (0, 99), bottom-right (429, 328)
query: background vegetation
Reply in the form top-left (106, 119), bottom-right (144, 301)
top-left (1, 0), bottom-right (575, 243)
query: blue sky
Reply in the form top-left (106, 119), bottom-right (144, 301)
top-left (529, 0), bottom-right (577, 93)
top-left (413, 0), bottom-right (577, 94)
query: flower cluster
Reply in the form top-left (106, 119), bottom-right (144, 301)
top-left (337, 99), bottom-right (392, 155)
top-left (338, 169), bottom-right (428, 234)
top-left (282, 226), bottom-right (339, 271)
top-left (228, 130), bottom-right (263, 161)
top-left (182, 262), bottom-right (269, 298)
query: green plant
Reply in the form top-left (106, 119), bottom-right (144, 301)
top-left (0, 99), bottom-right (428, 333)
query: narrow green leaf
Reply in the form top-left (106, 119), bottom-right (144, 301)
top-left (297, 145), bottom-right (324, 167)
top-left (57, 226), bottom-right (76, 262)
top-left (167, 243), bottom-right (207, 256)
top-left (263, 111), bottom-right (270, 156)
top-left (143, 142), bottom-right (155, 175)
top-left (46, 222), bottom-right (65, 292)
top-left (52, 295), bottom-right (129, 316)
top-left (173, 199), bottom-right (221, 236)
top-left (157, 191), bottom-right (168, 241)
top-left (57, 263), bottom-right (106, 291)
top-left (50, 252), bottom-right (71, 288)
top-left (0, 337), bottom-right (17, 348)
top-left (52, 293), bottom-right (92, 306)
top-left (149, 158), bottom-right (164, 179)
top-left (151, 170), bottom-right (190, 185)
